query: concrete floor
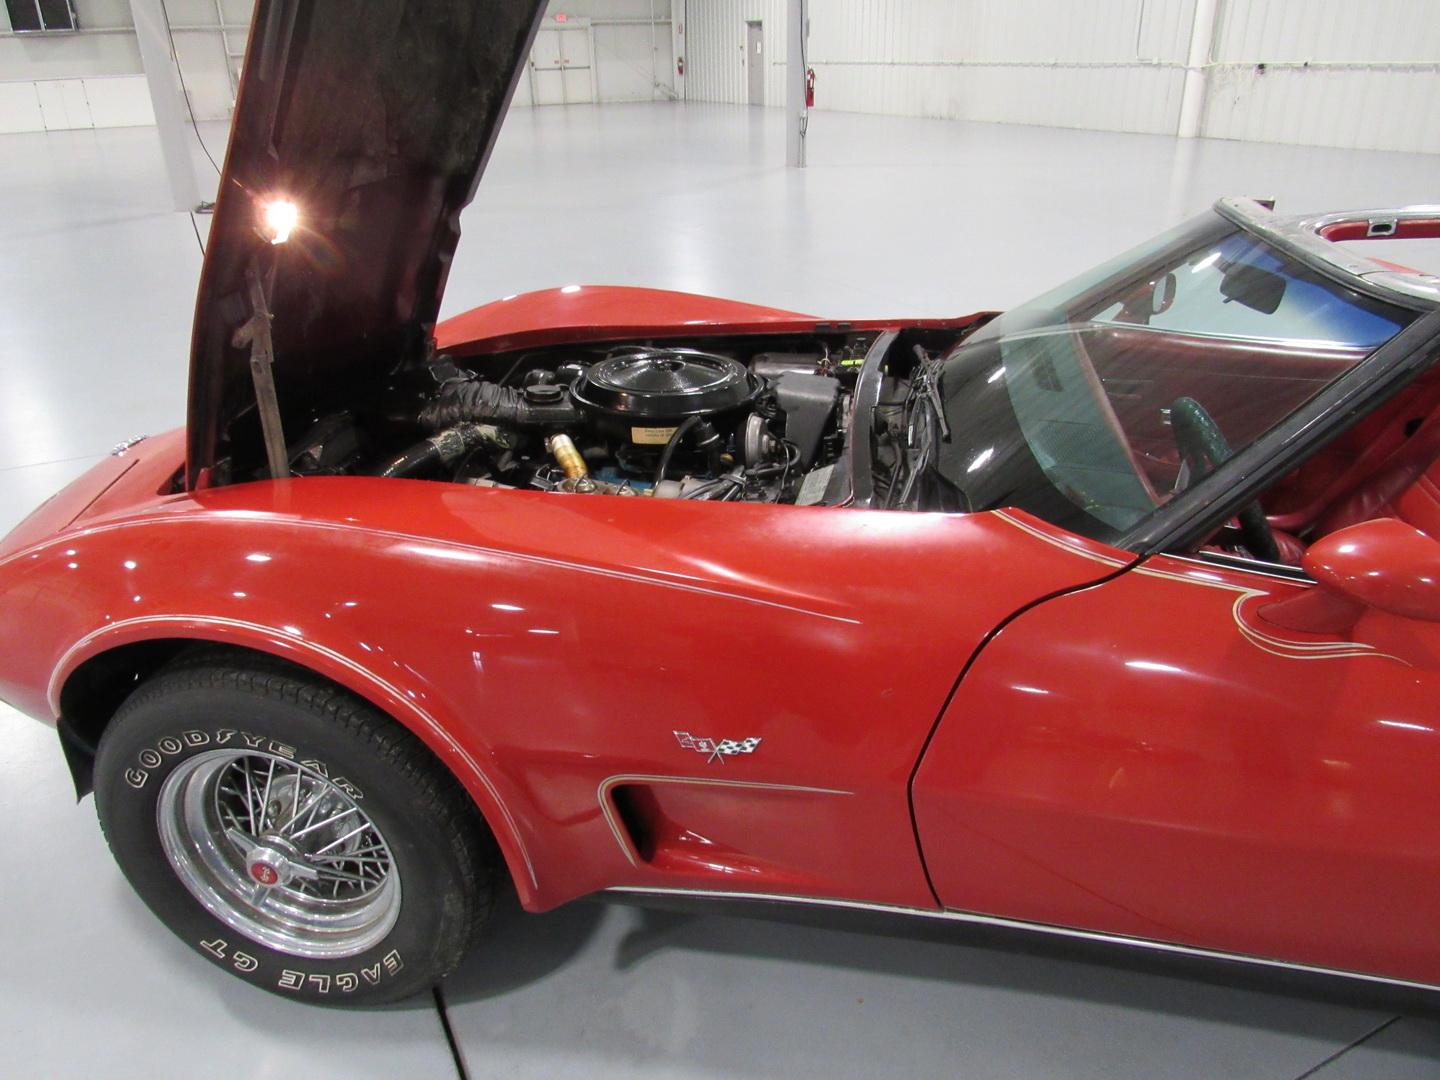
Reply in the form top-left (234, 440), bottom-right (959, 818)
top-left (3, 102), bottom-right (1440, 1078)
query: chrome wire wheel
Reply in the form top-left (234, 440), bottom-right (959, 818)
top-left (156, 748), bottom-right (401, 959)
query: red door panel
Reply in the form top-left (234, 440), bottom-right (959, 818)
top-left (912, 552), bottom-right (1440, 985)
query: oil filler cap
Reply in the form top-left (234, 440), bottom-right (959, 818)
top-left (523, 383), bottom-right (565, 405)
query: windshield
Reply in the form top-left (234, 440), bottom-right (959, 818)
top-left (933, 210), bottom-right (1415, 543)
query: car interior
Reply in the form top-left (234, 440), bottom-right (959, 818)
top-left (1085, 228), bottom-right (1440, 566)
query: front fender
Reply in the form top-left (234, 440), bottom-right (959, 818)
top-left (6, 514), bottom-right (548, 907)
top-left (3, 476), bottom-right (1130, 915)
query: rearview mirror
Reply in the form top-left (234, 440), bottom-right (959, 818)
top-left (1220, 262), bottom-right (1286, 314)
top-left (1303, 519), bottom-right (1440, 622)
top-left (1151, 272), bottom-right (1177, 316)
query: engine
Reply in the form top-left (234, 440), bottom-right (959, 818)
top-left (354, 336), bottom-right (873, 505)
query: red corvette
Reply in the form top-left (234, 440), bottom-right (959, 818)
top-left (4, 1), bottom-right (1440, 1006)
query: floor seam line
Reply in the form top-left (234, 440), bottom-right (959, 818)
top-left (432, 985), bottom-right (471, 1080)
top-left (1291, 1014), bottom-right (1402, 1080)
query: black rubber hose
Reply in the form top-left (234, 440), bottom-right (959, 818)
top-left (654, 415), bottom-right (704, 486)
top-left (371, 440), bottom-right (443, 479)
top-left (420, 378), bottom-right (581, 430)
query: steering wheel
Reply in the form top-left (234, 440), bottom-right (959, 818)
top-left (1169, 396), bottom-right (1280, 562)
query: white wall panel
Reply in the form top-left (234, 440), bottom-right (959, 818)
top-left (1203, 0), bottom-right (1440, 153)
top-left (3, 1), bottom-right (675, 122)
top-left (35, 78), bottom-right (92, 130)
top-left (0, 74), bottom-right (154, 132)
top-left (0, 0), bottom-right (141, 81)
top-left (515, 0), bottom-right (676, 106)
top-left (683, 0), bottom-right (788, 107)
top-left (685, 0), bottom-right (1440, 153)
top-left (0, 78), bottom-right (42, 132)
top-left (84, 74), bottom-right (156, 127)
top-left (594, 20), bottom-right (673, 100)
top-left (0, 0), bottom-right (250, 121)
top-left (687, 0), bottom-right (1193, 135)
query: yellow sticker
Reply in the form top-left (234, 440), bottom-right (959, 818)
top-left (631, 426), bottom-right (679, 446)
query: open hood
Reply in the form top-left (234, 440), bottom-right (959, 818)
top-left (186, 0), bottom-right (547, 488)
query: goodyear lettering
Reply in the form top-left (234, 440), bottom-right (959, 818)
top-left (130, 729), bottom-right (362, 800)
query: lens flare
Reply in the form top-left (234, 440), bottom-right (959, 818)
top-left (262, 199), bottom-right (299, 244)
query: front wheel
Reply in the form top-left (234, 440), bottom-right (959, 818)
top-left (93, 650), bottom-right (498, 1004)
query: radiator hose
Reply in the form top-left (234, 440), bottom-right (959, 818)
top-left (370, 423), bottom-right (514, 479)
top-left (419, 378), bottom-right (581, 430)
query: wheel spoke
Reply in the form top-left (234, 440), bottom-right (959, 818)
top-left (289, 764), bottom-right (303, 827)
top-left (312, 852), bottom-right (390, 866)
top-left (241, 759), bottom-right (258, 836)
top-left (272, 785), bottom-right (328, 837)
top-left (311, 820), bottom-right (369, 855)
top-left (289, 805), bottom-right (358, 842)
top-left (297, 788), bottom-right (329, 834)
top-left (258, 756), bottom-right (278, 832)
top-left (318, 842), bottom-right (389, 858)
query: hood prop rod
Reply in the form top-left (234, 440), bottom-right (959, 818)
top-left (233, 263), bottom-right (290, 480)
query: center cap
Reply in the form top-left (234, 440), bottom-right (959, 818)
top-left (246, 846), bottom-right (288, 887)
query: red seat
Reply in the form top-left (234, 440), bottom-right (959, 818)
top-left (1315, 414), bottom-right (1440, 538)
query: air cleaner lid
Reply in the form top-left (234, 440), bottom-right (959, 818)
top-left (572, 348), bottom-right (759, 418)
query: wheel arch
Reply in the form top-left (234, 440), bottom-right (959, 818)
top-left (51, 623), bottom-right (538, 904)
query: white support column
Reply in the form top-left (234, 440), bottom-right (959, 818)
top-left (1177, 0), bottom-right (1222, 139)
top-left (673, 0), bottom-right (687, 101)
top-left (129, 0), bottom-right (204, 212)
top-left (785, 0), bottom-right (808, 168)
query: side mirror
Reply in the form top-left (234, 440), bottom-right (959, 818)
top-left (1303, 519), bottom-right (1440, 622)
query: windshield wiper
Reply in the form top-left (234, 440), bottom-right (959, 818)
top-left (887, 346), bottom-right (951, 508)
top-left (914, 344), bottom-right (950, 441)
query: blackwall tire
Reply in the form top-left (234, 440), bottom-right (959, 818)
top-left (93, 650), bottom-right (497, 1005)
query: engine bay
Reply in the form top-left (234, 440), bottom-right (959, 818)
top-left (287, 332), bottom-right (892, 506)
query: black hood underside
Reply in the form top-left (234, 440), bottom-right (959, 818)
top-left (186, 0), bottom-right (547, 488)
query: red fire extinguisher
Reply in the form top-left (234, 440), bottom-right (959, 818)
top-left (805, 66), bottom-right (816, 108)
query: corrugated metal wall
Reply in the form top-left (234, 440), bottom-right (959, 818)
top-left (685, 0), bottom-right (1193, 134)
top-left (1204, 0), bottom-right (1440, 153)
top-left (513, 0), bottom-right (677, 107)
top-left (681, 0), bottom-right (791, 106)
top-left (806, 0), bottom-right (1193, 135)
top-left (683, 0), bottom-right (1440, 153)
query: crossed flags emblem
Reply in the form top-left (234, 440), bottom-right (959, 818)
top-left (674, 730), bottom-right (762, 764)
